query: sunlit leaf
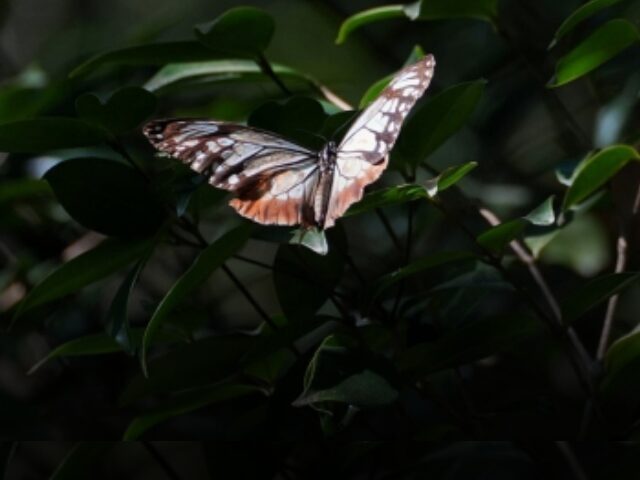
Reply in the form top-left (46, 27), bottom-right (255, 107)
top-left (123, 382), bottom-right (264, 440)
top-left (397, 315), bottom-right (540, 377)
top-left (424, 162), bottom-right (478, 197)
top-left (397, 80), bottom-right (486, 168)
top-left (0, 118), bottom-right (107, 153)
top-left (336, 5), bottom-right (406, 45)
top-left (75, 87), bottom-right (156, 135)
top-left (290, 228), bottom-right (329, 256)
top-left (403, 0), bottom-right (499, 23)
top-left (195, 7), bottom-right (275, 57)
top-left (477, 219), bottom-right (527, 253)
top-left (70, 41), bottom-right (219, 78)
top-left (561, 272), bottom-right (640, 323)
top-left (524, 196), bottom-right (556, 226)
top-left (45, 158), bottom-right (166, 237)
top-left (294, 334), bottom-right (399, 409)
top-left (563, 145), bottom-right (640, 209)
top-left (551, 0), bottom-right (626, 47)
top-left (549, 19), bottom-right (640, 87)
top-left (141, 225), bottom-right (250, 375)
top-left (14, 238), bottom-right (153, 321)
top-left (346, 184), bottom-right (428, 217)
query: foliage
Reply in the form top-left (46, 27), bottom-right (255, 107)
top-left (2, 0), bottom-right (640, 475)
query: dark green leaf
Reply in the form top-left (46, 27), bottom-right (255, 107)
top-left (0, 118), bottom-right (107, 153)
top-left (345, 184), bottom-right (428, 217)
top-left (294, 334), bottom-right (398, 409)
top-left (50, 443), bottom-right (114, 480)
top-left (75, 87), bottom-right (156, 134)
top-left (0, 179), bottom-right (51, 204)
top-left (424, 162), bottom-right (478, 196)
top-left (563, 145), bottom-right (640, 209)
top-left (14, 238), bottom-right (152, 320)
top-left (397, 81), bottom-right (485, 167)
top-left (273, 227), bottom-right (345, 323)
top-left (70, 41), bottom-right (219, 78)
top-left (477, 219), bottom-right (527, 253)
top-left (336, 5), bottom-right (406, 45)
top-left (45, 158), bottom-right (166, 237)
top-left (551, 0), bottom-right (626, 47)
top-left (195, 7), bottom-right (275, 57)
top-left (123, 382), bottom-right (264, 440)
top-left (601, 330), bottom-right (640, 407)
top-left (404, 0), bottom-right (499, 23)
top-left (561, 272), bottom-right (640, 323)
top-left (549, 19), bottom-right (640, 87)
top-left (141, 225), bottom-right (251, 375)
top-left (524, 196), bottom-right (556, 226)
top-left (397, 315), bottom-right (540, 377)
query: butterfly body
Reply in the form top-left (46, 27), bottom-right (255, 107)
top-left (144, 55), bottom-right (436, 229)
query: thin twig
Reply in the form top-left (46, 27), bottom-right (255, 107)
top-left (554, 442), bottom-right (589, 480)
top-left (256, 53), bottom-right (291, 96)
top-left (142, 442), bottom-right (182, 480)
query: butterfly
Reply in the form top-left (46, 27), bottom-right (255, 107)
top-left (143, 55), bottom-right (435, 230)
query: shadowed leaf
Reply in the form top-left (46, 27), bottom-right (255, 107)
top-left (0, 118), bottom-right (107, 153)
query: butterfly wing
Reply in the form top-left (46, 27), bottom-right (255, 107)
top-left (144, 120), bottom-right (321, 226)
top-left (323, 55), bottom-right (436, 228)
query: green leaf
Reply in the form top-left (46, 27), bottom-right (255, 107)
top-left (50, 443), bottom-right (114, 480)
top-left (336, 5), bottom-right (406, 45)
top-left (404, 0), bottom-right (499, 23)
top-left (397, 315), bottom-right (540, 377)
top-left (195, 7), bottom-right (275, 57)
top-left (141, 225), bottom-right (250, 375)
top-left (563, 145), bottom-right (640, 210)
top-left (561, 272), bottom-right (640, 323)
top-left (0, 118), bottom-right (107, 153)
top-left (524, 196), bottom-right (556, 226)
top-left (14, 238), bottom-right (152, 321)
top-left (290, 227), bottom-right (329, 256)
top-left (551, 0), bottom-right (625, 47)
top-left (123, 382), bottom-right (263, 440)
top-left (294, 334), bottom-right (399, 409)
top-left (345, 184), bottom-right (428, 217)
top-left (75, 87), bottom-right (156, 135)
top-left (371, 251), bottom-right (476, 301)
top-left (44, 158), bottom-right (166, 238)
top-left (397, 80), bottom-right (485, 167)
top-left (70, 41), bottom-right (219, 78)
top-left (477, 219), bottom-right (528, 253)
top-left (120, 334), bottom-right (258, 405)
top-left (549, 19), bottom-right (640, 87)
top-left (144, 60), bottom-right (311, 93)
top-left (424, 162), bottom-right (478, 197)
top-left (601, 329), bottom-right (640, 407)
top-left (0, 179), bottom-right (51, 204)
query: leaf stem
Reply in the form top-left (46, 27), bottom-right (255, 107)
top-left (256, 53), bottom-right (292, 96)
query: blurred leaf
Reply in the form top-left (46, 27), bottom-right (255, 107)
top-left (549, 19), bottom-right (640, 87)
top-left (561, 272), bottom-right (640, 323)
top-left (403, 0), bottom-right (499, 23)
top-left (14, 238), bottom-right (153, 321)
top-left (75, 87), bottom-right (156, 135)
top-left (195, 7), bottom-right (275, 57)
top-left (0, 118), bottom-right (107, 153)
top-left (248, 96), bottom-right (327, 148)
top-left (397, 80), bottom-right (485, 168)
top-left (551, 0), bottom-right (626, 47)
top-left (346, 184), bottom-right (428, 217)
top-left (70, 41), bottom-right (219, 78)
top-left (144, 60), bottom-right (310, 93)
top-left (290, 227), bottom-right (328, 255)
top-left (397, 315), bottom-right (540, 377)
top-left (477, 219), bottom-right (527, 253)
top-left (0, 179), bottom-right (51, 204)
top-left (106, 258), bottom-right (148, 355)
top-left (0, 443), bottom-right (16, 480)
top-left (50, 443), bottom-right (113, 480)
top-left (594, 74), bottom-right (640, 148)
top-left (141, 225), bottom-right (250, 375)
top-left (294, 334), bottom-right (398, 409)
top-left (563, 145), bottom-right (640, 209)
top-left (123, 381), bottom-right (264, 440)
top-left (370, 251), bottom-right (476, 301)
top-left (424, 162), bottom-right (478, 197)
top-left (45, 158), bottom-right (166, 238)
top-left (273, 227), bottom-right (345, 323)
top-left (601, 328), bottom-right (640, 405)
top-left (336, 5), bottom-right (406, 45)
top-left (0, 83), bottom-right (65, 122)
top-left (120, 334), bottom-right (258, 405)
top-left (524, 196), bottom-right (556, 226)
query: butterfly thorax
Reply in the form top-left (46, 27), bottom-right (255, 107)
top-left (318, 141), bottom-right (338, 171)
